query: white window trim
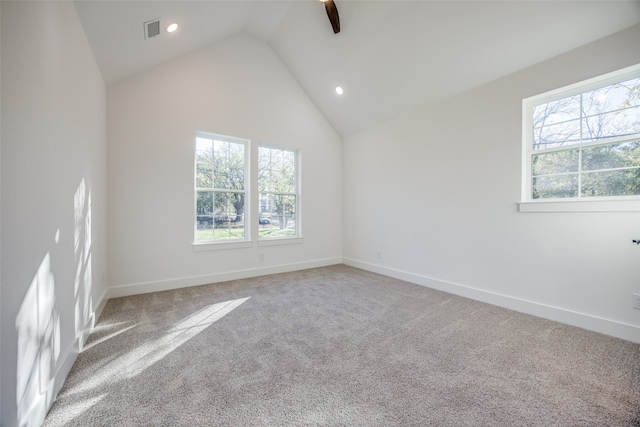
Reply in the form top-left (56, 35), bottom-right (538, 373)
top-left (192, 241), bottom-right (252, 252)
top-left (257, 143), bottom-right (302, 241)
top-left (518, 199), bottom-right (640, 213)
top-left (193, 131), bottom-right (251, 245)
top-left (520, 63), bottom-right (640, 212)
top-left (257, 237), bottom-right (304, 247)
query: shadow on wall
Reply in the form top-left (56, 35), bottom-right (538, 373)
top-left (74, 179), bottom-right (93, 349)
top-left (15, 252), bottom-right (61, 424)
top-left (14, 179), bottom-right (93, 426)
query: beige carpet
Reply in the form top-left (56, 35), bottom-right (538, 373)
top-left (43, 265), bottom-right (640, 426)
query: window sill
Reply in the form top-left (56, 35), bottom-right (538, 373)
top-left (518, 199), bottom-right (640, 213)
top-left (192, 241), bottom-right (252, 252)
top-left (258, 237), bottom-right (304, 247)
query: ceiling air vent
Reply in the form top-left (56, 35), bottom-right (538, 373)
top-left (144, 19), bottom-right (161, 39)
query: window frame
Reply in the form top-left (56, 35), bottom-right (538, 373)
top-left (520, 63), bottom-right (640, 212)
top-left (257, 143), bottom-right (301, 242)
top-left (193, 131), bottom-right (251, 247)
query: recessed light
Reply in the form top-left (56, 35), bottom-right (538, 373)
top-left (336, 86), bottom-right (344, 95)
top-left (167, 23), bottom-right (178, 33)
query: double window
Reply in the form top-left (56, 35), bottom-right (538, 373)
top-left (522, 64), bottom-right (640, 202)
top-left (194, 132), bottom-right (299, 244)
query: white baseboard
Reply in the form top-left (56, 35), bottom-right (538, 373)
top-left (104, 257), bottom-right (638, 343)
top-left (343, 258), bottom-right (640, 344)
top-left (94, 287), bottom-right (109, 323)
top-left (108, 257), bottom-right (343, 298)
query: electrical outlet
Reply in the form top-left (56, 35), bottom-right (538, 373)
top-left (633, 293), bottom-right (640, 310)
top-left (377, 251), bottom-right (382, 259)
top-left (259, 252), bottom-right (264, 261)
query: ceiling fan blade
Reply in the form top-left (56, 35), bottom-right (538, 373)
top-left (324, 0), bottom-right (340, 34)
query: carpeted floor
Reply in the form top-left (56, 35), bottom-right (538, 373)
top-left (43, 265), bottom-right (640, 426)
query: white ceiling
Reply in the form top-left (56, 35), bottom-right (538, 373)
top-left (74, 0), bottom-right (640, 138)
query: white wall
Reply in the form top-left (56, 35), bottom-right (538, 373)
top-left (343, 24), bottom-right (640, 343)
top-left (107, 34), bottom-right (342, 296)
top-left (1, 2), bottom-right (3, 424)
top-left (0, 2), bottom-right (108, 426)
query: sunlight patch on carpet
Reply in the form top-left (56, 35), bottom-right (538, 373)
top-left (126, 297), bottom-right (251, 378)
top-left (81, 322), bottom-right (138, 351)
top-left (66, 297), bottom-right (250, 395)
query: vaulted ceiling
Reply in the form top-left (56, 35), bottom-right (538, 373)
top-left (74, 0), bottom-right (640, 138)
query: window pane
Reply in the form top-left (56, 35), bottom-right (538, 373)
top-left (582, 140), bottom-right (640, 171)
top-left (214, 191), bottom-right (228, 216)
top-left (196, 228), bottom-right (214, 241)
top-left (197, 191), bottom-right (213, 215)
top-left (214, 192), bottom-right (245, 221)
top-left (213, 216), bottom-right (245, 240)
top-left (581, 169), bottom-right (640, 197)
top-left (272, 149), bottom-right (284, 175)
top-left (283, 150), bottom-right (295, 169)
top-left (532, 95), bottom-right (581, 149)
top-left (196, 137), bottom-right (213, 188)
top-left (259, 146), bottom-right (296, 193)
top-left (582, 77), bottom-right (640, 116)
top-left (532, 119), bottom-right (581, 150)
top-left (258, 193), bottom-right (296, 237)
top-left (196, 137), bottom-right (212, 156)
top-left (532, 96), bottom-right (581, 126)
top-left (213, 140), bottom-right (229, 189)
top-left (196, 215), bottom-right (213, 229)
top-left (532, 149), bottom-right (579, 176)
top-left (212, 192), bottom-right (245, 240)
top-left (196, 161), bottom-right (212, 188)
top-left (258, 147), bottom-right (270, 192)
top-left (228, 142), bottom-right (245, 190)
top-left (213, 139), bottom-right (228, 156)
top-left (281, 151), bottom-right (296, 193)
top-left (532, 174), bottom-right (578, 199)
top-left (213, 140), bottom-right (243, 190)
top-left (582, 105), bottom-right (640, 142)
top-left (196, 191), bottom-right (214, 239)
top-left (213, 139), bottom-right (245, 191)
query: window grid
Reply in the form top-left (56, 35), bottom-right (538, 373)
top-left (258, 145), bottom-right (299, 239)
top-left (194, 133), bottom-right (248, 243)
top-left (523, 64), bottom-right (640, 201)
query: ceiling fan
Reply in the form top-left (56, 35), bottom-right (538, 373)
top-left (320, 0), bottom-right (340, 34)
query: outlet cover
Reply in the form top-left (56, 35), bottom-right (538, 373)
top-left (633, 293), bottom-right (640, 310)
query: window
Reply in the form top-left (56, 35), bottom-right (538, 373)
top-left (258, 145), bottom-right (299, 239)
top-left (522, 64), bottom-right (640, 203)
top-left (195, 133), bottom-right (248, 243)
